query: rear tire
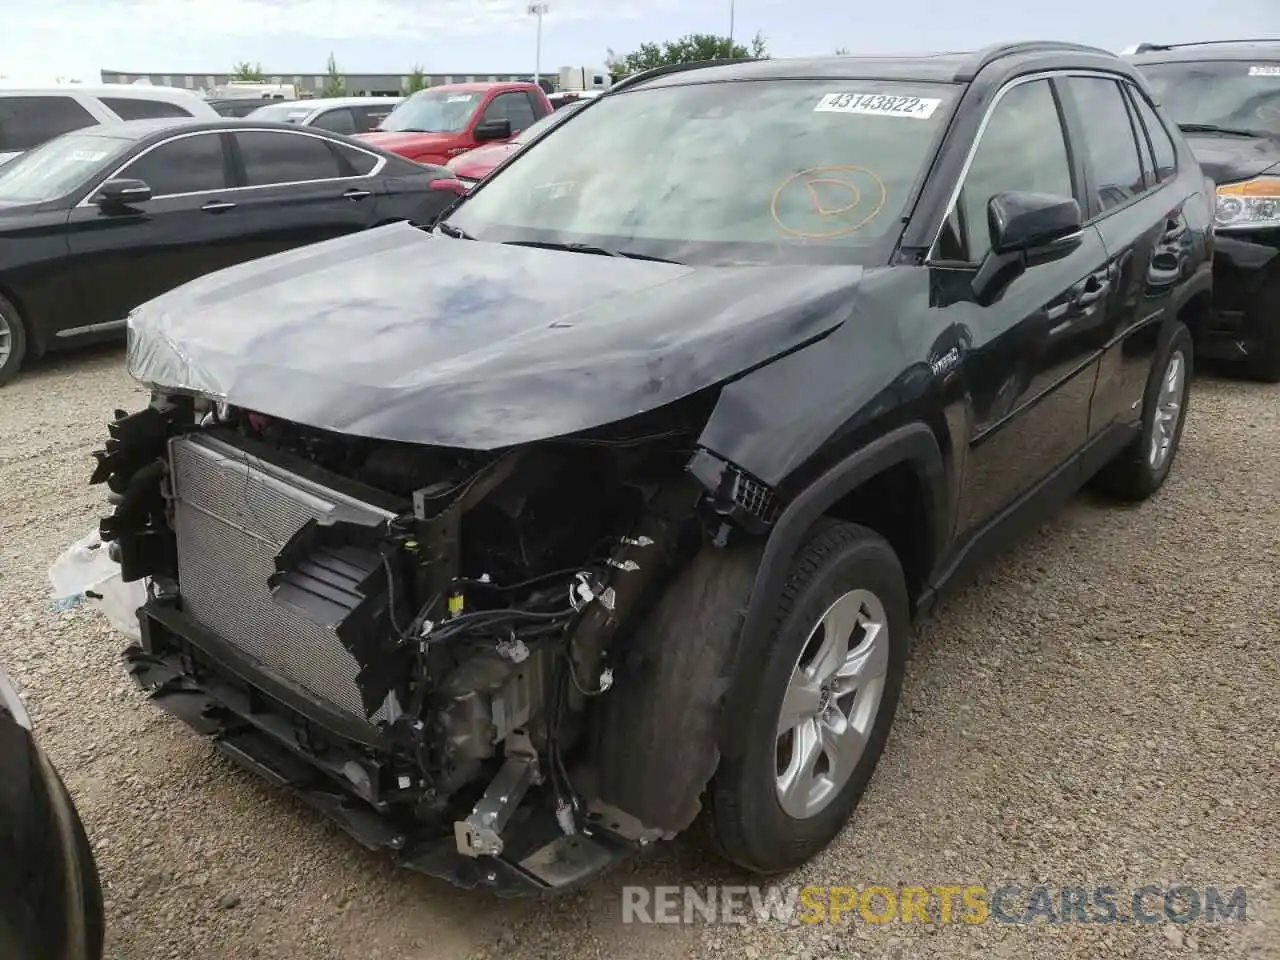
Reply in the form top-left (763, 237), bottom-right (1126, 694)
top-left (1092, 321), bottom-right (1193, 501)
top-left (703, 521), bottom-right (910, 874)
top-left (0, 291), bottom-right (28, 387)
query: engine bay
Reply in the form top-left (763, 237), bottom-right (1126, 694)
top-left (91, 389), bottom-right (763, 882)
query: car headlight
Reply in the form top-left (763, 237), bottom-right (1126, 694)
top-left (1215, 176), bottom-right (1280, 231)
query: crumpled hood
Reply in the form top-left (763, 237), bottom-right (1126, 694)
top-left (1183, 132), bottom-right (1280, 186)
top-left (127, 222), bottom-right (865, 449)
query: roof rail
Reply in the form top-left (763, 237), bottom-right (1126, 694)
top-left (1131, 38), bottom-right (1280, 53)
top-left (958, 40), bottom-right (1118, 80)
top-left (609, 57), bottom-right (758, 93)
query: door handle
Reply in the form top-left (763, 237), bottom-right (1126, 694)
top-left (1161, 217), bottom-right (1187, 242)
top-left (342, 188), bottom-right (373, 200)
top-left (201, 200), bottom-right (236, 213)
top-left (1075, 277), bottom-right (1111, 308)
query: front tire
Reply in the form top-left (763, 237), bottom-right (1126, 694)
top-left (0, 291), bottom-right (28, 387)
top-left (704, 521), bottom-right (910, 874)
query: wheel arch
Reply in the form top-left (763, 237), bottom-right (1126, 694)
top-left (718, 421), bottom-right (947, 760)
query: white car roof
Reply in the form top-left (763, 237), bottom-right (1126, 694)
top-left (297, 96), bottom-right (404, 109)
top-left (0, 83), bottom-right (208, 104)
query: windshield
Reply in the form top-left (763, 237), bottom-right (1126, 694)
top-left (445, 79), bottom-right (958, 265)
top-left (1137, 60), bottom-right (1280, 136)
top-left (512, 103), bottom-right (581, 145)
top-left (0, 131), bottom-right (132, 204)
top-left (379, 89), bottom-right (483, 133)
top-left (247, 102), bottom-right (313, 124)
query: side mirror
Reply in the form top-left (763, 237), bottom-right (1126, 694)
top-left (473, 118), bottom-right (512, 142)
top-left (971, 191), bottom-right (1083, 305)
top-left (94, 178), bottom-right (152, 208)
top-left (988, 191), bottom-right (1082, 255)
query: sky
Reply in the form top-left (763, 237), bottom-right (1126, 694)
top-left (1, 0), bottom-right (1277, 82)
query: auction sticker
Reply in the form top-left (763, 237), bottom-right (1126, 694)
top-left (1248, 65), bottom-right (1280, 77)
top-left (814, 92), bottom-right (942, 119)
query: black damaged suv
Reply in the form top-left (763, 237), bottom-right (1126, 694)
top-left (94, 43), bottom-right (1211, 894)
top-left (1127, 40), bottom-right (1280, 380)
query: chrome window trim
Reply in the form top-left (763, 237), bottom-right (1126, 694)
top-left (76, 126), bottom-right (387, 207)
top-left (926, 68), bottom-right (1136, 265)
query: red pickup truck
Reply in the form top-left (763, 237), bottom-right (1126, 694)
top-left (357, 81), bottom-right (553, 166)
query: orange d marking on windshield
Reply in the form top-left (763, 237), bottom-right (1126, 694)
top-left (770, 165), bottom-right (887, 239)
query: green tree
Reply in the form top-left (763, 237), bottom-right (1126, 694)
top-left (232, 61), bottom-right (265, 81)
top-left (321, 52), bottom-right (346, 97)
top-left (610, 31), bottom-right (768, 76)
top-left (404, 65), bottom-right (428, 93)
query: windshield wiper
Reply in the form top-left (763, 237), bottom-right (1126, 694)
top-left (1177, 122), bottom-right (1270, 138)
top-left (436, 221), bottom-right (475, 239)
top-left (502, 239), bottom-right (682, 263)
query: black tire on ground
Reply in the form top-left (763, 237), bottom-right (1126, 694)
top-left (702, 521), bottom-right (910, 875)
top-left (1243, 274), bottom-right (1280, 383)
top-left (1092, 320), bottom-right (1193, 502)
top-left (0, 291), bottom-right (28, 388)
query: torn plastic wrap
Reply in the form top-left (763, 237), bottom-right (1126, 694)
top-left (124, 220), bottom-right (862, 449)
top-left (48, 528), bottom-right (147, 640)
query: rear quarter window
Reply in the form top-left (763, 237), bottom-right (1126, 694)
top-left (1127, 87), bottom-right (1179, 184)
top-left (0, 95), bottom-right (97, 153)
top-left (101, 97), bottom-right (195, 120)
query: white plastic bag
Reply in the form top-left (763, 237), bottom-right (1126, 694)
top-left (48, 528), bottom-right (147, 640)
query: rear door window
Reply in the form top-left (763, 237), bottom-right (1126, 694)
top-left (332, 142), bottom-right (379, 176)
top-left (311, 108), bottom-right (357, 135)
top-left (235, 130), bottom-right (345, 185)
top-left (101, 97), bottom-right (194, 120)
top-left (1065, 76), bottom-right (1148, 214)
top-left (1127, 87), bottom-right (1178, 184)
top-left (0, 95), bottom-right (97, 152)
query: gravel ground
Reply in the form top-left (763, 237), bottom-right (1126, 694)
top-left (1, 344), bottom-right (1276, 960)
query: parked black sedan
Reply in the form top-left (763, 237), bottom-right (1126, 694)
top-left (1128, 40), bottom-right (1280, 380)
top-left (0, 118), bottom-right (466, 385)
top-left (0, 666), bottom-right (104, 959)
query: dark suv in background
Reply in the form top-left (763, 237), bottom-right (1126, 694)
top-left (1128, 39), bottom-right (1280, 379)
top-left (96, 43), bottom-right (1212, 895)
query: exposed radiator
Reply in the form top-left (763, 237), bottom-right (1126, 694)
top-left (168, 432), bottom-right (397, 725)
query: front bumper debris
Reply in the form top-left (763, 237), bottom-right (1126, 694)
top-left (126, 601), bottom-right (634, 896)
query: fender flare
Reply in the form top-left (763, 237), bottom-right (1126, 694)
top-left (717, 421), bottom-right (948, 758)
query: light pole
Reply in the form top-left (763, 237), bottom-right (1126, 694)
top-left (728, 0), bottom-right (735, 51)
top-left (528, 3), bottom-right (549, 87)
